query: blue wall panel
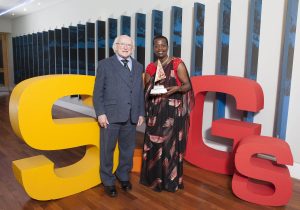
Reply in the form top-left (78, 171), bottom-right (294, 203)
top-left (28, 34), bottom-right (33, 78)
top-left (191, 3), bottom-right (205, 76)
top-left (48, 30), bottom-right (55, 75)
top-left (32, 33), bottom-right (38, 77)
top-left (151, 10), bottom-right (163, 61)
top-left (77, 24), bottom-right (86, 75)
top-left (55, 29), bottom-right (62, 74)
top-left (37, 32), bottom-right (44, 76)
top-left (135, 13), bottom-right (146, 69)
top-left (108, 18), bottom-right (117, 57)
top-left (275, 0), bottom-right (299, 139)
top-left (23, 35), bottom-right (29, 79)
top-left (43, 31), bottom-right (49, 75)
top-left (97, 20), bottom-right (106, 61)
top-left (12, 37), bottom-right (21, 84)
top-left (243, 0), bottom-right (262, 122)
top-left (69, 26), bottom-right (78, 75)
top-left (62, 27), bottom-right (69, 74)
top-left (170, 6), bottom-right (182, 57)
top-left (17, 37), bottom-right (23, 81)
top-left (214, 0), bottom-right (231, 120)
top-left (121, 15), bottom-right (131, 36)
top-left (87, 22), bottom-right (95, 75)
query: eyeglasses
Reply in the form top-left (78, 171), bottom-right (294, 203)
top-left (116, 42), bottom-right (133, 48)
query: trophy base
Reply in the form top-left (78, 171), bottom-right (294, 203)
top-left (150, 85), bottom-right (167, 95)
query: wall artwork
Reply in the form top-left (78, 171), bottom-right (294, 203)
top-left (62, 27), bottom-right (69, 74)
top-left (151, 10), bottom-right (163, 61)
top-left (135, 13), bottom-right (146, 69)
top-left (108, 18), bottom-right (117, 57)
top-left (214, 0), bottom-right (231, 120)
top-left (43, 31), bottom-right (49, 75)
top-left (121, 15), bottom-right (131, 36)
top-left (78, 24), bottom-right (86, 75)
top-left (12, 37), bottom-right (21, 83)
top-left (243, 0), bottom-right (262, 122)
top-left (23, 35), bottom-right (29, 79)
top-left (48, 30), bottom-right (55, 75)
top-left (27, 34), bottom-right (33, 78)
top-left (275, 0), bottom-right (299, 139)
top-left (97, 20), bottom-right (106, 62)
top-left (69, 26), bottom-right (78, 75)
top-left (32, 33), bottom-right (38, 77)
top-left (55, 29), bottom-right (62, 74)
top-left (37, 32), bottom-right (44, 76)
top-left (19, 36), bottom-right (25, 80)
top-left (191, 3), bottom-right (205, 76)
top-left (170, 6), bottom-right (182, 58)
top-left (87, 22), bottom-right (95, 75)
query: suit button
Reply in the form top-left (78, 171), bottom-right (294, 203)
top-left (128, 102), bottom-right (130, 104)
top-left (130, 91), bottom-right (132, 93)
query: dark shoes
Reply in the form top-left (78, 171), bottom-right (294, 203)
top-left (115, 174), bottom-right (132, 191)
top-left (119, 180), bottom-right (132, 191)
top-left (103, 180), bottom-right (132, 197)
top-left (104, 185), bottom-right (118, 197)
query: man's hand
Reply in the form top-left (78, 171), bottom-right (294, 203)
top-left (98, 114), bottom-right (109, 128)
top-left (137, 116), bottom-right (144, 126)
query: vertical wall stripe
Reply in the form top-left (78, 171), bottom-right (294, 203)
top-left (42, 31), bottom-right (49, 75)
top-left (77, 24), bottom-right (86, 75)
top-left (62, 27), bottom-right (69, 74)
top-left (151, 10), bottom-right (163, 61)
top-left (135, 13), bottom-right (146, 69)
top-left (243, 0), bottom-right (262, 122)
top-left (121, 15), bottom-right (131, 36)
top-left (87, 22), bottom-right (95, 75)
top-left (274, 0), bottom-right (299, 139)
top-left (69, 26), bottom-right (78, 75)
top-left (54, 29), bottom-right (62, 74)
top-left (170, 6), bottom-right (182, 58)
top-left (48, 30), bottom-right (55, 75)
top-left (15, 37), bottom-right (20, 81)
top-left (214, 0), bottom-right (231, 120)
top-left (108, 18), bottom-right (117, 57)
top-left (20, 36), bottom-right (24, 81)
top-left (12, 38), bottom-right (19, 84)
top-left (97, 20), bottom-right (106, 62)
top-left (23, 35), bottom-right (29, 79)
top-left (191, 2), bottom-right (205, 76)
top-left (286, 0), bottom-right (300, 166)
top-left (28, 34), bottom-right (33, 78)
top-left (32, 33), bottom-right (38, 77)
top-left (37, 32), bottom-right (44, 76)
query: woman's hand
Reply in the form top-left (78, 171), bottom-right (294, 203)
top-left (166, 86), bottom-right (181, 96)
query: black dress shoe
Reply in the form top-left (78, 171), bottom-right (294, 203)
top-left (119, 181), bottom-right (132, 191)
top-left (104, 185), bottom-right (117, 197)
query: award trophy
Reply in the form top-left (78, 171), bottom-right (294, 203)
top-left (150, 60), bottom-right (167, 95)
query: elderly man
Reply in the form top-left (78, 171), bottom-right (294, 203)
top-left (93, 35), bottom-right (144, 197)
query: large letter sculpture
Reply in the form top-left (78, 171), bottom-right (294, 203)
top-left (233, 135), bottom-right (293, 206)
top-left (185, 75), bottom-right (264, 175)
top-left (10, 75), bottom-right (119, 200)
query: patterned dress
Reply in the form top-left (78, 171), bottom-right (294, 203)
top-left (140, 58), bottom-right (194, 192)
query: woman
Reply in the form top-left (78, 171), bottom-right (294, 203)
top-left (140, 35), bottom-right (194, 192)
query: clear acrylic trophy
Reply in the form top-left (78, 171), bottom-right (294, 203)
top-left (150, 60), bottom-right (167, 95)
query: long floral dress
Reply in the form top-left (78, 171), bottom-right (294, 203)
top-left (140, 58), bottom-right (194, 192)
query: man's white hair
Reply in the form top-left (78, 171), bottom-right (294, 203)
top-left (112, 35), bottom-right (135, 53)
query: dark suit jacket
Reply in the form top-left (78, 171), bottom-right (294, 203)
top-left (93, 55), bottom-right (145, 124)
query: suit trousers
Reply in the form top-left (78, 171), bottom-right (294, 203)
top-left (100, 119), bottom-right (136, 186)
